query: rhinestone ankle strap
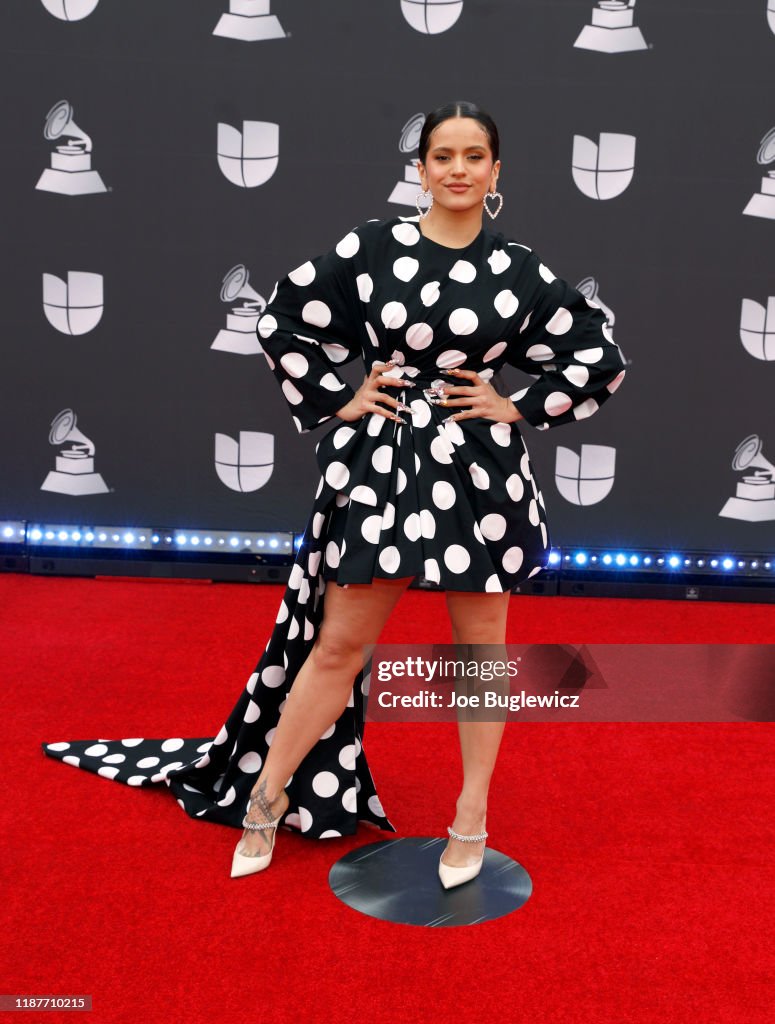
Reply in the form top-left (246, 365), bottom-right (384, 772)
top-left (447, 826), bottom-right (488, 843)
top-left (242, 817), bottom-right (279, 831)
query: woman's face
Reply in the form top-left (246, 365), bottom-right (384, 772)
top-left (417, 117), bottom-right (500, 215)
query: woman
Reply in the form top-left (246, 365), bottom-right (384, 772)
top-left (42, 101), bottom-right (625, 889)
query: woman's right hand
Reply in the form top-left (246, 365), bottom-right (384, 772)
top-left (335, 361), bottom-right (413, 424)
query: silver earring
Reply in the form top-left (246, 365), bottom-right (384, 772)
top-left (416, 189), bottom-right (433, 219)
top-left (483, 190), bottom-right (503, 220)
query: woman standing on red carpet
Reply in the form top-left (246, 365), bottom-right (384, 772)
top-left (44, 101), bottom-right (625, 888)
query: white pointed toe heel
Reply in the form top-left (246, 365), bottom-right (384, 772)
top-left (438, 825), bottom-right (488, 890)
top-left (230, 788), bottom-right (287, 879)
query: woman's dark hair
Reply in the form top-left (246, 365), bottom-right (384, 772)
top-left (417, 101), bottom-right (499, 163)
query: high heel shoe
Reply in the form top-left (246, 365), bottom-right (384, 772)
top-left (438, 825), bottom-right (488, 889)
top-left (230, 788), bottom-right (288, 879)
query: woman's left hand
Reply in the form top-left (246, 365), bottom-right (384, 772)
top-left (440, 368), bottom-right (523, 424)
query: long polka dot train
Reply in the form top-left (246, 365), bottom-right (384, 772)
top-left (42, 217), bottom-right (626, 840)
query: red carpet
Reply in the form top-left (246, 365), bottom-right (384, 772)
top-left (2, 574), bottom-right (774, 1023)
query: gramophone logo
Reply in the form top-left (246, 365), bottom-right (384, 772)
top-left (743, 127), bottom-right (775, 219)
top-left (555, 444), bottom-right (616, 505)
top-left (572, 133), bottom-right (636, 199)
top-left (739, 296), bottom-right (775, 361)
top-left (40, 0), bottom-right (100, 20)
top-left (212, 265), bottom-right (266, 355)
top-left (388, 113), bottom-right (425, 207)
top-left (41, 409), bottom-right (109, 495)
top-left (217, 121), bottom-right (279, 187)
top-left (719, 435), bottom-right (775, 522)
top-left (213, 0), bottom-right (286, 41)
top-left (36, 100), bottom-right (107, 196)
top-left (574, 1), bottom-right (648, 53)
top-left (768, 1), bottom-right (775, 35)
top-left (576, 276), bottom-right (616, 333)
top-left (215, 432), bottom-right (274, 492)
top-left (401, 0), bottom-right (463, 34)
top-left (43, 272), bottom-right (103, 335)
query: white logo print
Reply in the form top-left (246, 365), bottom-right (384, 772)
top-left (740, 297), bottom-right (775, 361)
top-left (40, 0), bottom-right (100, 20)
top-left (401, 0), bottom-right (463, 34)
top-left (768, 1), bottom-right (775, 35)
top-left (41, 409), bottom-right (109, 495)
top-left (572, 133), bottom-right (636, 199)
top-left (36, 101), bottom-right (108, 196)
top-left (576, 276), bottom-right (616, 333)
top-left (743, 127), bottom-right (775, 219)
top-left (43, 271), bottom-right (103, 335)
top-left (213, 0), bottom-right (286, 42)
top-left (212, 264), bottom-right (266, 355)
top-left (719, 434), bottom-right (775, 522)
top-left (217, 121), bottom-right (279, 187)
top-left (388, 113), bottom-right (425, 207)
top-left (215, 431), bottom-right (274, 492)
top-left (555, 444), bottom-right (616, 505)
top-left (575, 1), bottom-right (647, 53)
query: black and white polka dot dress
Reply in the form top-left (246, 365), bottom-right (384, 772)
top-left (42, 216), bottom-right (626, 840)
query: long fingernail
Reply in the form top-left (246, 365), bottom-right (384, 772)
top-left (396, 402), bottom-right (413, 413)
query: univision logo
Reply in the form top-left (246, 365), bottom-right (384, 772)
top-left (217, 121), bottom-right (279, 187)
top-left (572, 133), bottom-right (636, 199)
top-left (740, 297), bottom-right (775, 360)
top-left (400, 0), bottom-right (463, 34)
top-left (39, 0), bottom-right (100, 20)
top-left (768, 1), bottom-right (775, 35)
top-left (215, 431), bottom-right (274, 491)
top-left (555, 444), bottom-right (616, 505)
top-left (43, 272), bottom-right (103, 335)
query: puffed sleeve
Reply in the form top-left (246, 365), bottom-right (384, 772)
top-left (506, 250), bottom-right (627, 430)
top-left (256, 227), bottom-right (368, 434)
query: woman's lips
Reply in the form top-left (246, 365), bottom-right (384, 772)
top-left (445, 184), bottom-right (471, 192)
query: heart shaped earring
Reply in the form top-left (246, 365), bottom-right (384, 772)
top-left (483, 191), bottom-right (503, 220)
top-left (416, 189), bottom-right (433, 219)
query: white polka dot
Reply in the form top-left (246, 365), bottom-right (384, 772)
top-left (365, 321), bottom-right (379, 347)
top-left (238, 751), bottom-right (262, 774)
top-left (212, 725), bottom-right (229, 745)
top-left (607, 369), bottom-right (626, 394)
top-left (351, 484), bottom-right (377, 504)
top-left (529, 499), bottom-right (540, 526)
top-left (444, 545), bottom-right (471, 573)
top-left (602, 321), bottom-right (615, 343)
top-left (368, 794), bottom-right (385, 817)
top-left (336, 231), bottom-right (360, 258)
top-left (520, 453), bottom-right (531, 479)
top-left (357, 273), bottom-right (373, 302)
top-left (98, 766), bottom-right (120, 779)
top-left (483, 341), bottom-right (507, 362)
top-left (392, 222), bottom-right (420, 246)
top-left (503, 547), bottom-right (524, 573)
top-left (338, 744), bottom-right (356, 771)
top-left (301, 300), bottom-right (332, 328)
top-left (366, 413), bottom-right (384, 438)
top-left (473, 521), bottom-right (484, 544)
top-left (448, 308), bottom-right (478, 335)
top-left (540, 522), bottom-right (548, 547)
top-left (279, 353), bottom-right (308, 379)
top-left (480, 514), bottom-right (507, 541)
top-left (320, 372), bottom-right (345, 392)
top-left (563, 365), bottom-right (590, 387)
top-left (490, 422), bottom-right (511, 447)
top-left (127, 775), bottom-right (147, 786)
top-left (430, 434), bottom-right (454, 465)
top-left (281, 380), bottom-right (303, 405)
top-left (573, 398), bottom-right (599, 420)
top-left (485, 574), bottom-right (503, 592)
top-left (449, 260), bottom-right (476, 283)
top-left (393, 256), bottom-right (419, 282)
top-left (244, 700), bottom-right (260, 724)
top-left (443, 419), bottom-right (465, 445)
top-left (403, 513), bottom-right (421, 542)
top-left (539, 263), bottom-right (556, 283)
top-left (545, 392), bottom-right (573, 416)
top-left (326, 540), bottom-right (340, 568)
top-left (406, 323), bottom-right (433, 350)
top-left (325, 461), bottom-right (350, 489)
top-left (217, 786), bottom-right (237, 807)
top-left (102, 752), bottom-right (126, 764)
top-left (197, 741), bottom-right (213, 753)
top-left (526, 343), bottom-right (555, 362)
top-left (47, 742), bottom-right (70, 751)
top-left (312, 771), bottom-right (339, 797)
top-left (574, 347), bottom-right (604, 364)
top-left (420, 281), bottom-right (441, 306)
top-left (396, 467), bottom-right (407, 493)
top-left (410, 399), bottom-right (431, 427)
top-left (312, 513), bottom-right (325, 538)
top-left (257, 314), bottom-right (277, 339)
top-left (84, 743), bottom-right (108, 757)
top-left (381, 502), bottom-right (396, 529)
top-left (161, 738), bottom-right (185, 753)
top-left (469, 462), bottom-right (490, 490)
top-left (308, 550), bottom-right (321, 576)
top-left (372, 445), bottom-right (393, 473)
top-left (432, 480), bottom-right (456, 509)
top-left (520, 313), bottom-right (532, 334)
top-left (423, 558), bottom-right (441, 583)
top-left (342, 787), bottom-right (358, 813)
top-left (362, 515), bottom-right (382, 544)
top-left (262, 665), bottom-right (285, 688)
top-left (288, 261), bottom-right (315, 286)
top-left (494, 290), bottom-right (519, 318)
top-left (488, 249), bottom-right (511, 275)
top-left (61, 755), bottom-right (80, 767)
top-left (322, 342), bottom-right (350, 364)
top-left (381, 301), bottom-right (407, 330)
top-left (506, 473), bottom-right (524, 501)
top-left (436, 349), bottom-right (466, 369)
top-left (379, 546), bottom-right (401, 573)
top-left (419, 509), bottom-right (436, 538)
top-left (546, 308), bottom-right (573, 335)
top-left (333, 426), bottom-right (356, 449)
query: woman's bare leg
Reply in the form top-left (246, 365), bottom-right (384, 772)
top-left (238, 576), bottom-right (413, 855)
top-left (442, 590), bottom-right (511, 868)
